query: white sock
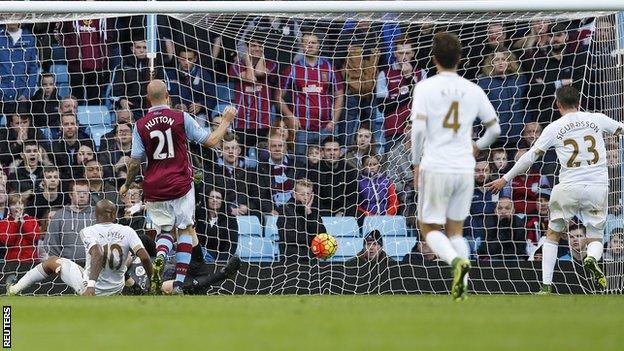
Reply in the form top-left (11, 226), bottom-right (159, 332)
top-left (586, 241), bottom-right (604, 261)
top-left (542, 240), bottom-right (558, 285)
top-left (10, 263), bottom-right (48, 294)
top-left (450, 236), bottom-right (470, 285)
top-left (425, 230), bottom-right (458, 265)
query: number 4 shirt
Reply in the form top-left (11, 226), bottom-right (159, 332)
top-left (531, 111), bottom-right (624, 186)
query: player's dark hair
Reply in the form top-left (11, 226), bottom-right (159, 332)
top-left (556, 85), bottom-right (580, 109)
top-left (432, 32), bottom-right (462, 69)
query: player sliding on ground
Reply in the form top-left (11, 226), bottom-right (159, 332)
top-left (486, 86), bottom-right (620, 294)
top-left (6, 199), bottom-right (153, 296)
top-left (411, 32), bottom-right (501, 301)
top-left (120, 79), bottom-right (235, 294)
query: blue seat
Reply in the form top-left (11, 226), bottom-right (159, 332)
top-left (211, 103), bottom-right (232, 119)
top-left (216, 83), bottom-right (234, 103)
top-left (236, 235), bottom-right (278, 262)
top-left (88, 125), bottom-right (114, 151)
top-left (0, 115), bottom-right (6, 127)
top-left (383, 237), bottom-right (417, 261)
top-left (236, 216), bottom-right (263, 237)
top-left (264, 215), bottom-right (279, 240)
top-left (329, 236), bottom-right (362, 262)
top-left (322, 217), bottom-right (360, 237)
top-left (362, 216), bottom-right (408, 237)
top-left (77, 105), bottom-right (113, 126)
top-left (50, 64), bottom-right (69, 85)
top-left (57, 85), bottom-right (71, 99)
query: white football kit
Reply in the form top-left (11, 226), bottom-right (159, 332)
top-left (61, 223), bottom-right (144, 296)
top-left (528, 111), bottom-right (624, 237)
top-left (411, 71), bottom-right (498, 224)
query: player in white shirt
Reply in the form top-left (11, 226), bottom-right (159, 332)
top-left (6, 200), bottom-right (153, 296)
top-left (411, 32), bottom-right (501, 301)
top-left (487, 86), bottom-right (621, 293)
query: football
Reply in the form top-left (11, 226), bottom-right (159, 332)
top-left (311, 233), bottom-right (338, 260)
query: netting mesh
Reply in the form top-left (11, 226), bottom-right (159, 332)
top-left (0, 10), bottom-right (623, 295)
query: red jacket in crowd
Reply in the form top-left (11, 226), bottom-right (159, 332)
top-left (0, 215), bottom-right (42, 262)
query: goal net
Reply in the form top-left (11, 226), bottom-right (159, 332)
top-left (0, 7), bottom-right (623, 295)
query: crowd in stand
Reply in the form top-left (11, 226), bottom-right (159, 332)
top-left (1, 15), bottom-right (623, 270)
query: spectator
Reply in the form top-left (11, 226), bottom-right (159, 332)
top-left (203, 133), bottom-right (268, 218)
top-left (38, 206), bottom-right (60, 236)
top-left (229, 34), bottom-right (277, 149)
top-left (478, 196), bottom-right (527, 260)
top-left (339, 36), bottom-right (380, 146)
top-left (345, 124), bottom-right (378, 169)
top-left (357, 154), bottom-right (398, 224)
top-left (0, 112), bottom-right (47, 166)
top-left (476, 50), bottom-right (529, 147)
top-left (346, 230), bottom-right (396, 265)
top-left (516, 121), bottom-right (541, 149)
top-left (118, 182), bottom-right (146, 237)
top-left (25, 166), bottom-right (66, 220)
top-left (99, 121), bottom-right (133, 170)
top-left (403, 239), bottom-right (437, 264)
top-left (526, 191), bottom-right (552, 257)
top-left (464, 158), bottom-right (496, 253)
top-left (167, 48), bottom-right (217, 126)
top-left (376, 37), bottom-right (426, 151)
top-left (56, 18), bottom-right (115, 104)
top-left (314, 136), bottom-right (359, 217)
top-left (50, 114), bottom-right (95, 180)
top-left (383, 122), bottom-right (416, 223)
top-left (0, 194), bottom-right (42, 263)
top-left (84, 159), bottom-right (118, 206)
top-left (511, 19), bottom-right (551, 71)
top-left (278, 178), bottom-right (325, 261)
top-left (102, 108), bottom-right (133, 146)
top-left (604, 229), bottom-right (624, 262)
top-left (257, 130), bottom-right (296, 215)
top-left (585, 17), bottom-right (618, 112)
top-left (0, 183), bottom-right (7, 220)
top-left (0, 22), bottom-right (39, 113)
top-left (527, 23), bottom-right (588, 126)
top-left (489, 148), bottom-right (512, 181)
top-left (509, 149), bottom-right (551, 215)
top-left (7, 140), bottom-right (45, 197)
top-left (279, 31), bottom-right (344, 155)
top-left (43, 180), bottom-right (95, 266)
top-left (196, 187), bottom-right (238, 262)
top-left (464, 22), bottom-right (510, 80)
top-left (257, 119), bottom-right (296, 162)
top-left (111, 36), bottom-right (166, 120)
top-left (30, 73), bottom-right (61, 139)
top-left (560, 224), bottom-right (587, 262)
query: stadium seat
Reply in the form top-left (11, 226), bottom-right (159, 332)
top-left (216, 83), bottom-right (233, 103)
top-left (88, 125), bottom-right (114, 151)
top-left (329, 236), bottom-right (362, 262)
top-left (322, 217), bottom-right (360, 237)
top-left (236, 235), bottom-right (278, 262)
top-left (57, 85), bottom-right (71, 99)
top-left (383, 237), bottom-right (417, 261)
top-left (362, 216), bottom-right (408, 237)
top-left (0, 115), bottom-right (5, 127)
top-left (211, 103), bottom-right (232, 119)
top-left (50, 64), bottom-right (69, 85)
top-left (264, 215), bottom-right (279, 240)
top-left (77, 105), bottom-right (113, 126)
top-left (236, 216), bottom-right (263, 237)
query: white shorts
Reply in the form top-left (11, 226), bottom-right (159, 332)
top-left (146, 185), bottom-right (196, 230)
top-left (57, 258), bottom-right (123, 296)
top-left (418, 169), bottom-right (474, 225)
top-left (549, 183), bottom-right (608, 238)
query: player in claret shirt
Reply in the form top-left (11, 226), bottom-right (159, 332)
top-left (120, 79), bottom-right (234, 294)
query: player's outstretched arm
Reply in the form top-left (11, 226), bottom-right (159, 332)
top-left (203, 106), bottom-right (237, 148)
top-left (485, 148), bottom-right (544, 194)
top-left (84, 245), bottom-right (104, 296)
top-left (135, 248), bottom-right (153, 292)
top-left (120, 157), bottom-right (141, 196)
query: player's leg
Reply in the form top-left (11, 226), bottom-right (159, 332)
top-left (161, 255), bottom-right (241, 295)
top-left (6, 257), bottom-right (58, 295)
top-left (418, 170), bottom-right (458, 265)
top-left (446, 173), bottom-right (474, 296)
top-left (539, 184), bottom-right (569, 294)
top-left (580, 185), bottom-right (608, 289)
top-left (145, 201), bottom-right (176, 293)
top-left (171, 187), bottom-right (198, 294)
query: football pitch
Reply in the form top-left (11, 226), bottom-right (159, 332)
top-left (5, 295), bottom-right (624, 351)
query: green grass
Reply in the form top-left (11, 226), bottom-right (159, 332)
top-left (5, 295), bottom-right (624, 351)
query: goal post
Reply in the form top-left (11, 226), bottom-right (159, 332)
top-left (0, 1), bottom-right (623, 296)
